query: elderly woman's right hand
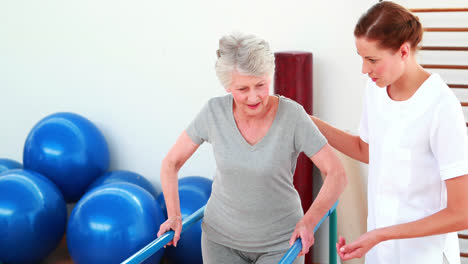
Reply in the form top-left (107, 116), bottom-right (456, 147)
top-left (157, 215), bottom-right (182, 247)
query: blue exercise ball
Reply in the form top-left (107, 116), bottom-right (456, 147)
top-left (0, 169), bottom-right (67, 264)
top-left (23, 112), bottom-right (110, 202)
top-left (178, 176), bottom-right (212, 200)
top-left (164, 188), bottom-right (209, 264)
top-left (88, 170), bottom-right (159, 199)
top-left (156, 192), bottom-right (168, 218)
top-left (67, 183), bottom-right (166, 264)
top-left (0, 158), bottom-right (22, 174)
top-left (157, 176), bottom-right (212, 220)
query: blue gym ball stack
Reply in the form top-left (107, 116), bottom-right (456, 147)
top-left (0, 112), bottom-right (213, 264)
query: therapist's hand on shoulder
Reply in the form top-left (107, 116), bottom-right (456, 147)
top-left (336, 229), bottom-right (382, 260)
top-left (157, 215), bottom-right (183, 247)
top-left (289, 217), bottom-right (315, 256)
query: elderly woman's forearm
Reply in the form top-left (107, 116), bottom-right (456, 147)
top-left (160, 158), bottom-right (182, 218)
top-left (303, 167), bottom-right (347, 228)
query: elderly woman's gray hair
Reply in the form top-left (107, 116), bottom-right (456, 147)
top-left (215, 32), bottom-right (275, 88)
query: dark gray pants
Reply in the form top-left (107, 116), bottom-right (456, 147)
top-left (202, 232), bottom-right (305, 264)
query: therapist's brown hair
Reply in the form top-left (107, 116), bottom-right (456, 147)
top-left (354, 1), bottom-right (423, 51)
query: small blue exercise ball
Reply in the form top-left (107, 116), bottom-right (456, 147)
top-left (88, 170), bottom-right (159, 199)
top-left (0, 169), bottom-right (67, 264)
top-left (178, 176), bottom-right (212, 200)
top-left (23, 112), bottom-right (110, 202)
top-left (164, 188), bottom-right (209, 264)
top-left (0, 158), bottom-right (22, 174)
top-left (67, 183), bottom-right (166, 264)
top-left (157, 192), bottom-right (168, 218)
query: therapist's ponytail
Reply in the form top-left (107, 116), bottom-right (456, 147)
top-left (354, 1), bottom-right (423, 51)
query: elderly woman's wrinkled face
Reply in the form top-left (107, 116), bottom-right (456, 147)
top-left (227, 71), bottom-right (271, 117)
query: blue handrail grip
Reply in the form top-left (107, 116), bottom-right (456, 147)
top-left (279, 239), bottom-right (303, 264)
top-left (278, 201), bottom-right (339, 264)
top-left (121, 205), bottom-right (206, 264)
top-left (181, 206), bottom-right (206, 233)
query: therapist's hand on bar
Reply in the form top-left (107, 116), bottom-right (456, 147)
top-left (289, 217), bottom-right (315, 256)
top-left (157, 215), bottom-right (183, 247)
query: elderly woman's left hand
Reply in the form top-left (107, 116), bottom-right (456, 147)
top-left (289, 218), bottom-right (315, 256)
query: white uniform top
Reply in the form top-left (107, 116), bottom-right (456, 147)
top-left (359, 74), bottom-right (468, 264)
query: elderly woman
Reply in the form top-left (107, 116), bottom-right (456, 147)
top-left (157, 32), bottom-right (347, 264)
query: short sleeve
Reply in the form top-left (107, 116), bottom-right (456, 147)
top-left (430, 97), bottom-right (468, 180)
top-left (359, 81), bottom-right (372, 144)
top-left (185, 102), bottom-right (211, 145)
top-left (294, 105), bottom-right (327, 157)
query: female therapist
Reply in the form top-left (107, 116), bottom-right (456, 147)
top-left (311, 2), bottom-right (468, 263)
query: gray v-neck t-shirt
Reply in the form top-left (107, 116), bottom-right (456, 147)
top-left (186, 94), bottom-right (327, 252)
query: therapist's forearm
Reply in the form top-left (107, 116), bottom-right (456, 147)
top-left (378, 207), bottom-right (468, 243)
top-left (379, 175), bottom-right (468, 242)
top-left (310, 115), bottom-right (368, 164)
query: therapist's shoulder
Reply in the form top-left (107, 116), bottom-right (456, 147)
top-left (429, 74), bottom-right (460, 109)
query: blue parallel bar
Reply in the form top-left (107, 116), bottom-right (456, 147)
top-left (121, 205), bottom-right (206, 264)
top-left (278, 201), bottom-right (339, 264)
top-left (329, 210), bottom-right (338, 264)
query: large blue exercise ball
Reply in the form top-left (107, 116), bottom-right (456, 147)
top-left (23, 112), bottom-right (110, 202)
top-left (0, 158), bottom-right (22, 174)
top-left (179, 176), bottom-right (212, 199)
top-left (156, 192), bottom-right (168, 218)
top-left (67, 183), bottom-right (166, 264)
top-left (0, 169), bottom-right (67, 264)
top-left (157, 176), bottom-right (212, 220)
top-left (88, 170), bottom-right (159, 199)
top-left (164, 188), bottom-right (209, 264)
